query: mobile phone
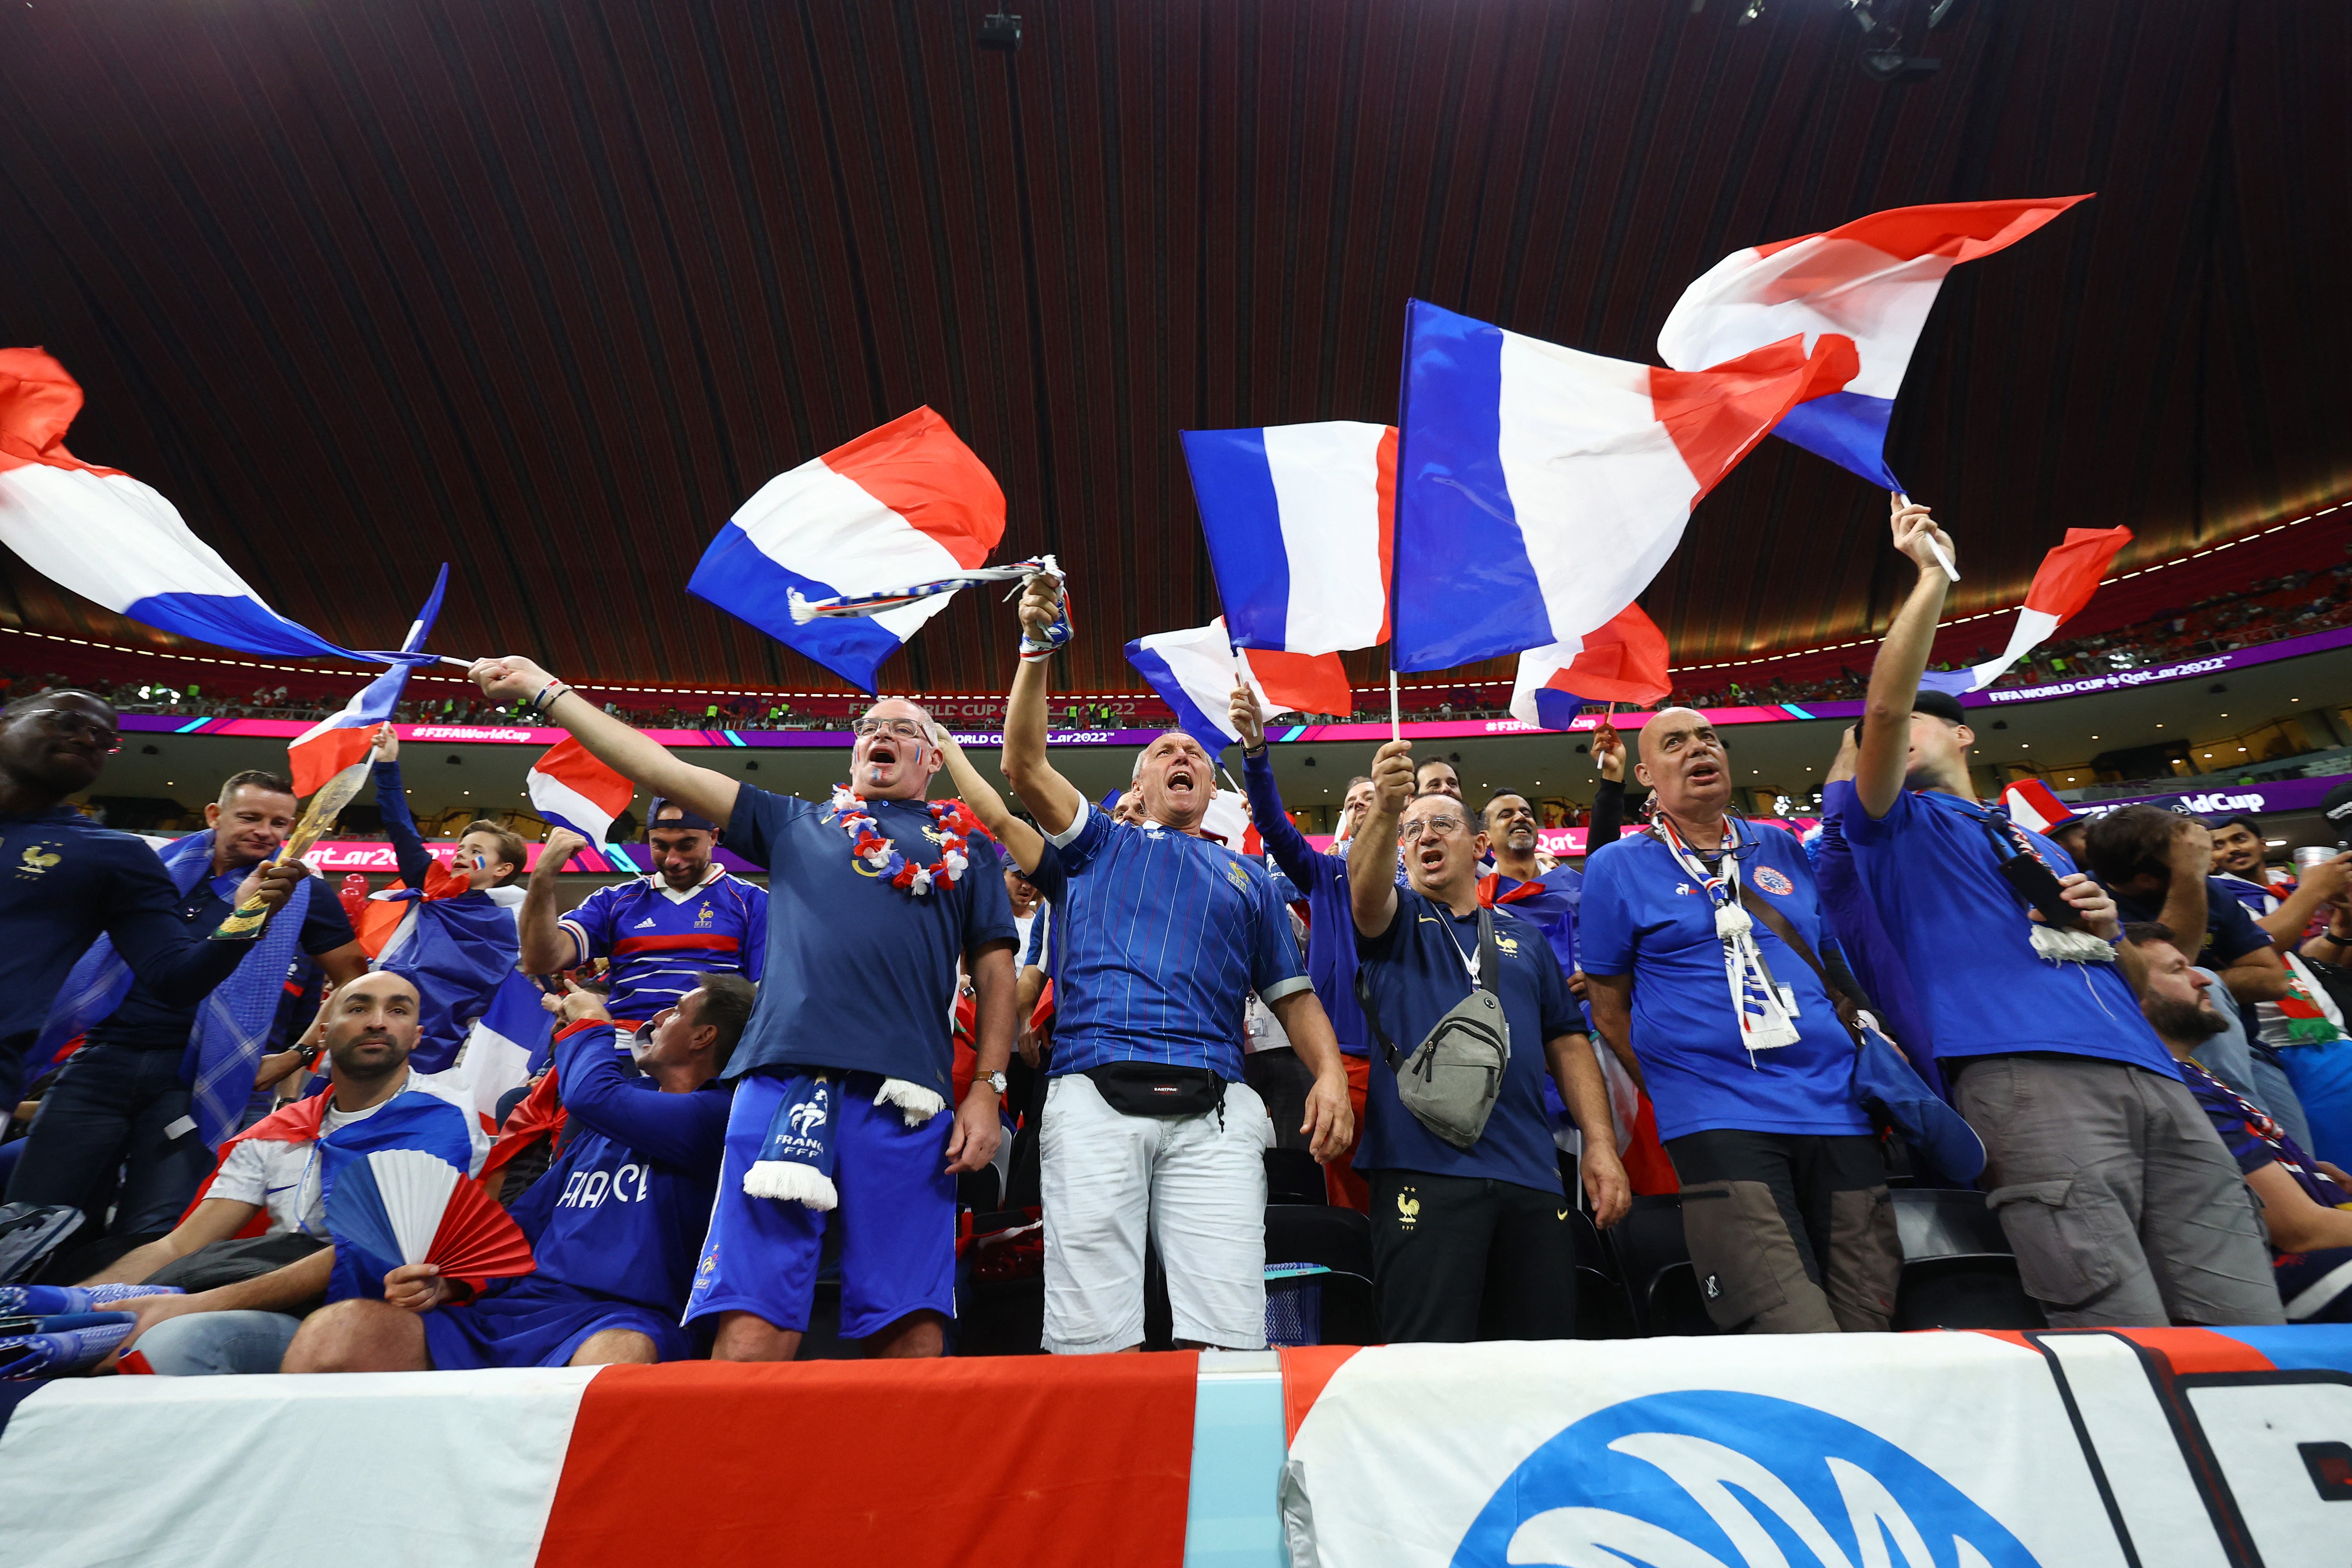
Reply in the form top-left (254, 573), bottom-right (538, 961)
top-left (1998, 851), bottom-right (2083, 930)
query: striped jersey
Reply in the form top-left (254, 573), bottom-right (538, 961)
top-left (1037, 803), bottom-right (1309, 1081)
top-left (559, 865), bottom-right (768, 1021)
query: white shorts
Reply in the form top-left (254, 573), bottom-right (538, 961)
top-left (1039, 1072), bottom-right (1273, 1354)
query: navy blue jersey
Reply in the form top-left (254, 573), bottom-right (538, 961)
top-left (1042, 803), bottom-right (1309, 1081)
top-left (562, 868), bottom-right (768, 1022)
top-left (2112, 877), bottom-right (2274, 971)
top-left (725, 787), bottom-right (1017, 1093)
top-left (498, 1021), bottom-right (729, 1318)
top-left (1244, 750), bottom-right (1368, 1057)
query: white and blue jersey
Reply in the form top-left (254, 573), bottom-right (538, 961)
top-left (1033, 803), bottom-right (1310, 1082)
top-left (560, 865), bottom-right (768, 1022)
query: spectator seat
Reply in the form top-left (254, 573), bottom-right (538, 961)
top-left (1605, 1193), bottom-right (1720, 1338)
top-left (1891, 1188), bottom-right (2047, 1332)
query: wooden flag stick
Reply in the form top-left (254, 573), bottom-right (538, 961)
top-left (1895, 491), bottom-right (1960, 583)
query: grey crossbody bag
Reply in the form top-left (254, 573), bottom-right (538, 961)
top-left (1354, 903), bottom-right (1510, 1150)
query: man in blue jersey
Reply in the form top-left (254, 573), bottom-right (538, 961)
top-left (282, 975), bottom-right (747, 1370)
top-left (1583, 708), bottom-right (1900, 1334)
top-left (1006, 577), bottom-right (1351, 1355)
top-left (470, 654), bottom-right (1016, 1362)
top-left (1840, 497), bottom-right (2279, 1328)
top-left (519, 804), bottom-right (768, 1029)
top-left (1350, 741), bottom-right (1627, 1341)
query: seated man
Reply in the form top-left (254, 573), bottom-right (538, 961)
top-left (2123, 926), bottom-right (2346, 1322)
top-left (81, 972), bottom-right (485, 1374)
top-left (283, 974), bottom-right (746, 1371)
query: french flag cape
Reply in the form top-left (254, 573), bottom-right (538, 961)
top-left (1124, 619), bottom-right (1351, 758)
top-left (446, 970), bottom-right (559, 1134)
top-left (528, 736), bottom-right (637, 844)
top-left (1920, 524), bottom-right (2133, 695)
top-left (1509, 603), bottom-right (1673, 731)
top-left (687, 408), bottom-right (1006, 692)
top-left (286, 565), bottom-right (449, 797)
top-left (1181, 421), bottom-right (1394, 656)
top-left (1392, 301), bottom-right (1852, 671)
top-left (0, 348), bottom-right (388, 662)
top-left (1658, 196), bottom-right (2092, 489)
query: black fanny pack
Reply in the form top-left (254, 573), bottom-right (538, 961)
top-left (1083, 1061), bottom-right (1228, 1118)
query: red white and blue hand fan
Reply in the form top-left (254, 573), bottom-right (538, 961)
top-left (323, 1147), bottom-right (534, 1292)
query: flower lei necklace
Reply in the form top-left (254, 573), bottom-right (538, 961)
top-left (828, 787), bottom-right (979, 896)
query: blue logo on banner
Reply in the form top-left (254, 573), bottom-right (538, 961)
top-left (1452, 1390), bottom-right (2041, 1568)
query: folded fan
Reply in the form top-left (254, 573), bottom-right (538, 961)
top-left (324, 1146), bottom-right (534, 1290)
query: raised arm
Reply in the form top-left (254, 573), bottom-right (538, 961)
top-left (518, 826), bottom-right (589, 975)
top-left (368, 726), bottom-right (436, 891)
top-left (1232, 683), bottom-right (1322, 887)
top-left (1855, 497), bottom-right (1956, 818)
top-left (936, 730), bottom-right (1046, 875)
top-left (471, 656), bottom-right (740, 829)
top-left (548, 1017), bottom-right (724, 1169)
top-left (1001, 579), bottom-right (1084, 836)
top-left (1588, 723), bottom-right (1628, 850)
top-left (1348, 740), bottom-right (1412, 937)
top-left (2152, 819), bottom-right (2215, 968)
top-left (2258, 853), bottom-right (2350, 952)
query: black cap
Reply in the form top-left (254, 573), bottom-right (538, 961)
top-left (646, 797), bottom-right (721, 836)
top-left (1912, 689), bottom-right (1969, 726)
top-left (2324, 780), bottom-right (2352, 829)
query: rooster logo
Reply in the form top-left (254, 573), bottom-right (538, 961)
top-left (788, 1094), bottom-right (828, 1138)
top-left (1397, 1188), bottom-right (1421, 1229)
top-left (17, 845), bottom-right (59, 875)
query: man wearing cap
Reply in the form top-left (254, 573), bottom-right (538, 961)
top-left (518, 799), bottom-right (768, 1030)
top-left (1838, 497), bottom-right (2279, 1328)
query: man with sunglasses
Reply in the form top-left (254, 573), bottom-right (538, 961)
top-left (466, 658), bottom-right (1017, 1363)
top-left (0, 691), bottom-right (307, 1140)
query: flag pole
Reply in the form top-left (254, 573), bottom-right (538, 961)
top-left (1896, 491), bottom-right (1960, 583)
top-left (1388, 670), bottom-right (1401, 743)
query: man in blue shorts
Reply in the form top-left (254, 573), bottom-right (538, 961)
top-left (281, 973), bottom-right (748, 1370)
top-left (1004, 578), bottom-right (1351, 1354)
top-left (1840, 497), bottom-right (2278, 1328)
top-left (469, 654), bottom-right (1017, 1361)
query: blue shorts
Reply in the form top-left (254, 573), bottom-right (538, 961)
top-left (422, 1274), bottom-right (693, 1369)
top-left (685, 1069), bottom-right (956, 1340)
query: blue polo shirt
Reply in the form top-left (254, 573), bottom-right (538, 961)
top-left (725, 787), bottom-right (1017, 1094)
top-left (1354, 890), bottom-right (1579, 1191)
top-left (1243, 750), bottom-right (1368, 1056)
top-left (1812, 780), bottom-right (1931, 1057)
top-left (1581, 824), bottom-right (1871, 1142)
top-left (1041, 803), bottom-right (1310, 1082)
top-left (561, 867), bottom-right (768, 1022)
top-left (1835, 787), bottom-right (2178, 1080)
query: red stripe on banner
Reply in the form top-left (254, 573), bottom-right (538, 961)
top-left (535, 1355), bottom-right (1200, 1568)
top-left (2111, 1327), bottom-right (2275, 1376)
top-left (1650, 334), bottom-right (1854, 499)
top-left (1372, 425), bottom-right (1397, 645)
top-left (2020, 524), bottom-right (2134, 622)
top-left (820, 407), bottom-right (1007, 570)
top-left (608, 933), bottom-right (743, 958)
top-left (1279, 1345), bottom-right (1361, 1447)
top-left (1252, 648), bottom-right (1354, 718)
top-left (289, 723), bottom-right (376, 799)
top-left (0, 348), bottom-right (130, 476)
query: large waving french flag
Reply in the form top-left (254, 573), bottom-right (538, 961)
top-left (1393, 300), bottom-right (1851, 672)
top-left (0, 348), bottom-right (385, 662)
top-left (1125, 620), bottom-right (1351, 757)
top-left (528, 736), bottom-right (637, 845)
top-left (1920, 524), bottom-right (2133, 695)
top-left (287, 566), bottom-right (449, 797)
top-left (1181, 422), bottom-right (1394, 656)
top-left (688, 408), bottom-right (1005, 692)
top-left (1658, 196), bottom-right (2092, 490)
top-left (1508, 603), bottom-right (1673, 731)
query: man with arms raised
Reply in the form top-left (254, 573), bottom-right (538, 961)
top-left (472, 655), bottom-right (1015, 1361)
top-left (1840, 498), bottom-right (2278, 1327)
top-left (1581, 709), bottom-right (1900, 1333)
top-left (1350, 740), bottom-right (1626, 1340)
top-left (1004, 578), bottom-right (1350, 1354)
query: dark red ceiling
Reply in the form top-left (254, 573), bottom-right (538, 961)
top-left (1, 0), bottom-right (2345, 698)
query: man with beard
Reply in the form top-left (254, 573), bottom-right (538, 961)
top-left (1582, 708), bottom-right (1901, 1334)
top-left (1839, 497), bottom-right (2278, 1328)
top-left (2123, 927), bottom-right (2340, 1322)
top-left (470, 656), bottom-right (1016, 1362)
top-left (1005, 577), bottom-right (1350, 1354)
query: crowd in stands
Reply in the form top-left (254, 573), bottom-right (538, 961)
top-left (4, 498), bottom-right (2352, 1391)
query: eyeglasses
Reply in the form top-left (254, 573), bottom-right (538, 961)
top-left (20, 709), bottom-right (122, 753)
top-left (1399, 815), bottom-right (1468, 843)
top-left (853, 718), bottom-right (931, 740)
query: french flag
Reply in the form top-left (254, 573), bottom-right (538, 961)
top-left (1124, 619), bottom-right (1350, 758)
top-left (1920, 524), bottom-right (2133, 695)
top-left (1658, 196), bottom-right (2092, 490)
top-left (446, 970), bottom-right (556, 1132)
top-left (1181, 422), bottom-right (1395, 656)
top-left (0, 348), bottom-right (387, 662)
top-left (287, 566), bottom-right (448, 797)
top-left (688, 408), bottom-right (1005, 692)
top-left (2000, 779), bottom-right (2078, 836)
top-left (528, 737), bottom-right (637, 846)
top-left (1393, 300), bottom-right (1851, 672)
top-left (1508, 603), bottom-right (1673, 731)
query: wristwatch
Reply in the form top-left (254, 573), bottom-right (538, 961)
top-left (980, 1071), bottom-right (1008, 1095)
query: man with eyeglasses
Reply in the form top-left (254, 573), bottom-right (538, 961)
top-left (1348, 740), bottom-right (1628, 1341)
top-left (467, 657), bottom-right (1016, 1363)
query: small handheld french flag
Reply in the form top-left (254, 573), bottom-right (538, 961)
top-left (1124, 619), bottom-right (1351, 759)
top-left (287, 566), bottom-right (449, 798)
top-left (1181, 422), bottom-right (1395, 657)
top-left (1508, 603), bottom-right (1673, 732)
top-left (1919, 525), bottom-right (2133, 695)
top-left (688, 408), bottom-right (1005, 692)
top-left (2000, 779), bottom-right (2077, 837)
top-left (1658, 196), bottom-right (2092, 490)
top-left (528, 737), bottom-right (637, 846)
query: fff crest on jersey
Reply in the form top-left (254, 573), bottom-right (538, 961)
top-left (1754, 866), bottom-right (1796, 897)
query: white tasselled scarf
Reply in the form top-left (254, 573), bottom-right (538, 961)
top-left (1654, 815), bottom-right (1803, 1058)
